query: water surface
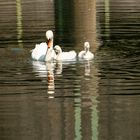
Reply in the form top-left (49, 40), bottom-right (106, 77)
top-left (0, 0), bottom-right (140, 140)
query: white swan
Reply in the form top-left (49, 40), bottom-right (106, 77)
top-left (78, 42), bottom-right (94, 60)
top-left (54, 45), bottom-right (77, 61)
top-left (31, 30), bottom-right (56, 61)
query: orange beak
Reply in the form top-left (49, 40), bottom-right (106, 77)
top-left (47, 39), bottom-right (51, 49)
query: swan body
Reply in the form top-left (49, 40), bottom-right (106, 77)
top-left (54, 45), bottom-right (77, 61)
top-left (78, 42), bottom-right (94, 60)
top-left (31, 42), bottom-right (47, 61)
top-left (31, 30), bottom-right (56, 61)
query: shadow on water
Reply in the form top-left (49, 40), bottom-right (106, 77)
top-left (0, 0), bottom-right (140, 140)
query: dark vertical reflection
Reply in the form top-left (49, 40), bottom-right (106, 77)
top-left (73, 0), bottom-right (98, 52)
top-left (72, 60), bottom-right (100, 140)
top-left (73, 1), bottom-right (99, 137)
top-left (54, 1), bottom-right (99, 140)
top-left (54, 0), bottom-right (75, 45)
top-left (54, 0), bottom-right (99, 52)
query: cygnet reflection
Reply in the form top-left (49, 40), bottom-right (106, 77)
top-left (84, 60), bottom-right (91, 76)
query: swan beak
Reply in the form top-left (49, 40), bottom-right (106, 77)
top-left (47, 39), bottom-right (51, 49)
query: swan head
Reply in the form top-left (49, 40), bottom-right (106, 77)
top-left (54, 45), bottom-right (62, 54)
top-left (46, 30), bottom-right (54, 49)
top-left (46, 30), bottom-right (53, 40)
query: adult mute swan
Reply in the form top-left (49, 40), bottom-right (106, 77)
top-left (78, 42), bottom-right (94, 60)
top-left (31, 30), bottom-right (56, 61)
top-left (54, 45), bottom-right (77, 61)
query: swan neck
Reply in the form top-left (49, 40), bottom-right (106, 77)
top-left (51, 39), bottom-right (53, 47)
top-left (59, 48), bottom-right (62, 53)
top-left (45, 48), bottom-right (52, 61)
top-left (85, 47), bottom-right (89, 52)
top-left (45, 39), bottom-right (53, 61)
top-left (50, 39), bottom-right (53, 48)
top-left (56, 49), bottom-right (62, 60)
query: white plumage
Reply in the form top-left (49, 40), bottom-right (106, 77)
top-left (31, 42), bottom-right (47, 61)
top-left (78, 42), bottom-right (94, 60)
top-left (31, 30), bottom-right (56, 61)
top-left (54, 45), bottom-right (77, 61)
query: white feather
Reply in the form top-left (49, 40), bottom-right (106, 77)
top-left (78, 42), bottom-right (94, 60)
top-left (54, 45), bottom-right (77, 61)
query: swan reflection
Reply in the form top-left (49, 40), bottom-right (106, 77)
top-left (47, 70), bottom-right (55, 98)
top-left (32, 60), bottom-right (92, 98)
top-left (32, 61), bottom-right (63, 98)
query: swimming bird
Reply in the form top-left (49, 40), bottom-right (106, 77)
top-left (31, 30), bottom-right (56, 61)
top-left (54, 45), bottom-right (77, 61)
top-left (78, 42), bottom-right (94, 60)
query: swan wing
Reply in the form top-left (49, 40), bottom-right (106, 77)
top-left (78, 50), bottom-right (85, 58)
top-left (31, 42), bottom-right (47, 61)
top-left (60, 51), bottom-right (76, 60)
top-left (83, 51), bottom-right (94, 60)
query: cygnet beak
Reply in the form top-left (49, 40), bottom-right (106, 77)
top-left (54, 48), bottom-right (58, 55)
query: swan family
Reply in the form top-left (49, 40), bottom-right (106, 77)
top-left (31, 30), bottom-right (94, 62)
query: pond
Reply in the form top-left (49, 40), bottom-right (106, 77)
top-left (0, 0), bottom-right (140, 140)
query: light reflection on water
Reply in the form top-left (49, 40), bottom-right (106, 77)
top-left (0, 0), bottom-right (140, 140)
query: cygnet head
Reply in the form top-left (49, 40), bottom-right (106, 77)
top-left (46, 30), bottom-right (53, 40)
top-left (84, 42), bottom-right (90, 49)
top-left (54, 45), bottom-right (62, 54)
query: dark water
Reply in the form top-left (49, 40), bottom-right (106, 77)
top-left (0, 0), bottom-right (140, 140)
